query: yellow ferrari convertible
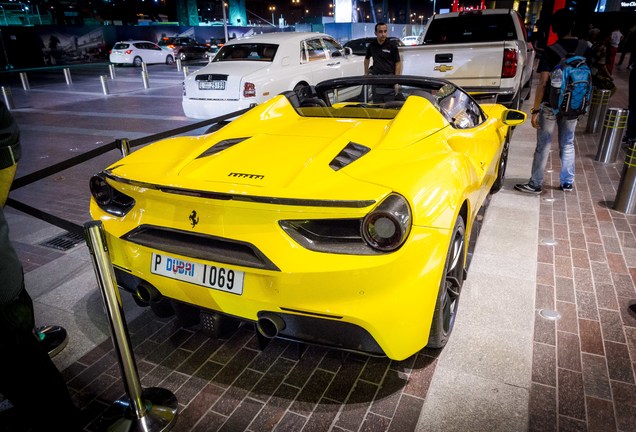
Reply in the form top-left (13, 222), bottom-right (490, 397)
top-left (89, 76), bottom-right (525, 360)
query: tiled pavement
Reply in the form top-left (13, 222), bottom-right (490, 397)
top-left (0, 61), bottom-right (635, 431)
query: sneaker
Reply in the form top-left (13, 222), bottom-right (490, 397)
top-left (36, 325), bottom-right (68, 358)
top-left (514, 183), bottom-right (542, 194)
top-left (560, 183), bottom-right (573, 192)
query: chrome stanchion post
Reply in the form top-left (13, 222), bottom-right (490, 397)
top-left (614, 141), bottom-right (636, 214)
top-left (595, 108), bottom-right (628, 163)
top-left (175, 58), bottom-right (181, 72)
top-left (100, 75), bottom-right (110, 95)
top-left (84, 221), bottom-right (178, 431)
top-left (19, 72), bottom-right (29, 90)
top-left (182, 65), bottom-right (189, 79)
top-left (141, 70), bottom-right (150, 89)
top-left (116, 138), bottom-right (130, 157)
top-left (1, 86), bottom-right (14, 109)
top-left (63, 67), bottom-right (72, 85)
top-left (586, 88), bottom-right (611, 134)
top-left (141, 61), bottom-right (148, 73)
top-left (108, 64), bottom-right (116, 80)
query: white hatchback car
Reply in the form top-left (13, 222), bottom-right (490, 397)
top-left (182, 32), bottom-right (364, 119)
top-left (109, 41), bottom-right (175, 67)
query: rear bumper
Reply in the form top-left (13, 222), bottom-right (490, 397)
top-left (182, 97), bottom-right (252, 119)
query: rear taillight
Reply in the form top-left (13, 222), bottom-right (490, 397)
top-left (109, 49), bottom-right (112, 54)
top-left (502, 49), bottom-right (517, 78)
top-left (243, 82), bottom-right (256, 98)
top-left (125, 49), bottom-right (133, 55)
top-left (167, 44), bottom-right (175, 49)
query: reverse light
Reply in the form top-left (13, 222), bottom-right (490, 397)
top-left (362, 194), bottom-right (411, 252)
top-left (243, 82), bottom-right (256, 98)
top-left (89, 174), bottom-right (135, 217)
top-left (502, 49), bottom-right (517, 78)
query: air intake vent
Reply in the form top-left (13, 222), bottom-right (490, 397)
top-left (197, 137), bottom-right (249, 159)
top-left (329, 142), bottom-right (370, 171)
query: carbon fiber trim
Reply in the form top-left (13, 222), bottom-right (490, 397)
top-left (122, 225), bottom-right (280, 271)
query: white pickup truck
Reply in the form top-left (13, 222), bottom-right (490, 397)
top-left (400, 9), bottom-right (535, 109)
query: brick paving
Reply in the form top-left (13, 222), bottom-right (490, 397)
top-left (65, 313), bottom-right (440, 432)
top-left (528, 80), bottom-right (636, 431)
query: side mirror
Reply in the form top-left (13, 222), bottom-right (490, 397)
top-left (501, 109), bottom-right (527, 126)
top-left (344, 47), bottom-right (353, 56)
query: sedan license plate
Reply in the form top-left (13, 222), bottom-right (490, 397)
top-left (199, 80), bottom-right (225, 90)
top-left (151, 253), bottom-right (244, 295)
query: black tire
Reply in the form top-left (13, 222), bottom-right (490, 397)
top-left (427, 216), bottom-right (466, 348)
top-left (166, 55), bottom-right (174, 65)
top-left (490, 137), bottom-right (510, 194)
top-left (509, 90), bottom-right (522, 110)
top-left (133, 56), bottom-right (143, 67)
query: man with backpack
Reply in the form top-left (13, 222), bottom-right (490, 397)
top-left (515, 8), bottom-right (592, 194)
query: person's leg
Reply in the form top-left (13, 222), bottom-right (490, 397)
top-left (0, 286), bottom-right (81, 431)
top-left (529, 108), bottom-right (558, 188)
top-left (557, 116), bottom-right (578, 187)
top-left (0, 163), bottom-right (17, 207)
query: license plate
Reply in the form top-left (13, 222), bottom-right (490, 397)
top-left (151, 253), bottom-right (244, 295)
top-left (199, 80), bottom-right (225, 90)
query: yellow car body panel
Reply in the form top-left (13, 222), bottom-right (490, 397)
top-left (90, 76), bottom-right (525, 360)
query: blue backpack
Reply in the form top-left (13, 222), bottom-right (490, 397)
top-left (548, 40), bottom-right (593, 119)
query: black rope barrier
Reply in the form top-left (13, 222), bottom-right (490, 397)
top-left (6, 106), bottom-right (253, 234)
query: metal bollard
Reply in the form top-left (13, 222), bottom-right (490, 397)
top-left (19, 72), bottom-right (29, 90)
top-left (141, 61), bottom-right (148, 73)
top-left (182, 65), bottom-right (189, 79)
top-left (63, 67), bottom-right (72, 85)
top-left (100, 75), bottom-right (110, 95)
top-left (586, 88), bottom-right (612, 134)
top-left (108, 64), bottom-right (116, 80)
top-left (116, 138), bottom-right (130, 157)
top-left (614, 142), bottom-right (636, 213)
top-left (84, 221), bottom-right (178, 431)
top-left (1, 86), bottom-right (14, 109)
top-left (595, 108), bottom-right (629, 163)
top-left (175, 58), bottom-right (182, 72)
top-left (141, 70), bottom-right (150, 89)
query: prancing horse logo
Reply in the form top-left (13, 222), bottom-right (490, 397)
top-left (189, 210), bottom-right (199, 228)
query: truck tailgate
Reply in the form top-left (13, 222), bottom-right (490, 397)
top-left (400, 42), bottom-right (505, 89)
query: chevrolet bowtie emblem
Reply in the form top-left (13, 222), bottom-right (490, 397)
top-left (434, 65), bottom-right (453, 72)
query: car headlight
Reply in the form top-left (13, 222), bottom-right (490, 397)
top-left (89, 174), bottom-right (135, 217)
top-left (361, 194), bottom-right (411, 252)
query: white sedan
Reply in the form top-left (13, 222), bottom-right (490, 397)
top-left (182, 32), bottom-right (364, 119)
top-left (109, 41), bottom-right (175, 67)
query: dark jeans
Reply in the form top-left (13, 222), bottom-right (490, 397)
top-left (0, 286), bottom-right (81, 431)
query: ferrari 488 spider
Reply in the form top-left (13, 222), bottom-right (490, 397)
top-left (90, 75), bottom-right (525, 360)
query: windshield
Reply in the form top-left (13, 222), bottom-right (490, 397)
top-left (424, 13), bottom-right (516, 44)
top-left (213, 44), bottom-right (278, 62)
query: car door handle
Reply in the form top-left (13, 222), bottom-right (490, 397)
top-left (327, 62), bottom-right (340, 66)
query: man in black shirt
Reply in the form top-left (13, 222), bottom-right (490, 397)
top-left (364, 22), bottom-right (402, 103)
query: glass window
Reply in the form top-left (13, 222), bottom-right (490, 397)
top-left (305, 39), bottom-right (327, 61)
top-left (213, 44), bottom-right (278, 62)
top-left (424, 13), bottom-right (517, 44)
top-left (323, 38), bottom-right (344, 58)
